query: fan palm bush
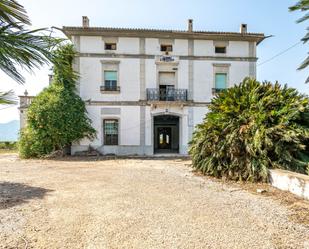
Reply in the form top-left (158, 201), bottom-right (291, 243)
top-left (189, 78), bottom-right (309, 182)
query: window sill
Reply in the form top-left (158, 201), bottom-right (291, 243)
top-left (100, 90), bottom-right (120, 94)
top-left (100, 86), bottom-right (120, 93)
top-left (104, 50), bottom-right (117, 53)
top-left (212, 88), bottom-right (227, 95)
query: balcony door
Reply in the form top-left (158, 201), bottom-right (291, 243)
top-left (159, 85), bottom-right (174, 101)
top-left (159, 72), bottom-right (175, 86)
top-left (159, 72), bottom-right (175, 101)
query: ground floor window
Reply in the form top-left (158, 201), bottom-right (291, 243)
top-left (103, 119), bottom-right (118, 145)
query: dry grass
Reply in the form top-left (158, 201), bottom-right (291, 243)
top-left (0, 149), bottom-right (17, 154)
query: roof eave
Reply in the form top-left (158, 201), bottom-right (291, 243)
top-left (62, 26), bottom-right (265, 43)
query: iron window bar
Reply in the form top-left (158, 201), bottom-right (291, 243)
top-left (100, 86), bottom-right (120, 91)
top-left (212, 88), bottom-right (226, 94)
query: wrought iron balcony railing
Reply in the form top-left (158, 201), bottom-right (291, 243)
top-left (212, 88), bottom-right (226, 94)
top-left (146, 88), bottom-right (187, 101)
top-left (100, 85), bottom-right (120, 92)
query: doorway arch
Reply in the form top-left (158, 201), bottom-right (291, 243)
top-left (153, 115), bottom-right (179, 154)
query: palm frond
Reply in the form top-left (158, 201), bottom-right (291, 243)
top-left (289, 0), bottom-right (309, 76)
top-left (297, 55), bottom-right (309, 70)
top-left (302, 29), bottom-right (309, 43)
top-left (0, 24), bottom-right (63, 84)
top-left (0, 90), bottom-right (16, 105)
top-left (289, 0), bottom-right (309, 13)
top-left (0, 0), bottom-right (30, 27)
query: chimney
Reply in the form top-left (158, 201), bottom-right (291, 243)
top-left (188, 19), bottom-right (193, 32)
top-left (240, 23), bottom-right (247, 33)
top-left (82, 16), bottom-right (89, 28)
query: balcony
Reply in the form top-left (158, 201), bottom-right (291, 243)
top-left (100, 85), bottom-right (120, 92)
top-left (146, 88), bottom-right (187, 102)
top-left (19, 95), bottom-right (34, 108)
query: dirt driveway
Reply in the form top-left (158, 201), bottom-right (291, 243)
top-left (0, 154), bottom-right (309, 249)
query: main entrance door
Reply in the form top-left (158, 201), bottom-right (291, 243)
top-left (157, 127), bottom-right (172, 150)
top-left (154, 115), bottom-right (179, 154)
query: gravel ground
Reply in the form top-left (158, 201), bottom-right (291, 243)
top-left (0, 154), bottom-right (309, 249)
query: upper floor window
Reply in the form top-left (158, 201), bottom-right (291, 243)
top-left (161, 44), bottom-right (173, 52)
top-left (103, 71), bottom-right (118, 91)
top-left (215, 46), bottom-right (226, 54)
top-left (103, 119), bottom-right (118, 145)
top-left (214, 73), bottom-right (227, 93)
top-left (105, 43), bottom-right (117, 50)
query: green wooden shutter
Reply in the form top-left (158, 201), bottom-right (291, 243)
top-left (215, 73), bottom-right (227, 89)
top-left (104, 71), bottom-right (117, 81)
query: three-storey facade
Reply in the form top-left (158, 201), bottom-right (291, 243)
top-left (23, 18), bottom-right (265, 155)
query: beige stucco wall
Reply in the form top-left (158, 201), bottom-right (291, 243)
top-left (69, 34), bottom-right (258, 155)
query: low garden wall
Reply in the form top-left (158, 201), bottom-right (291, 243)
top-left (269, 169), bottom-right (309, 200)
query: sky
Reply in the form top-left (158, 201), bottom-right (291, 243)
top-left (0, 0), bottom-right (308, 123)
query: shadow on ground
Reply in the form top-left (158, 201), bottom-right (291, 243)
top-left (0, 182), bottom-right (53, 209)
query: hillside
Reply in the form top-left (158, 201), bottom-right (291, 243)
top-left (0, 120), bottom-right (19, 141)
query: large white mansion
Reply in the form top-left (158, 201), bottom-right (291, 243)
top-left (20, 17), bottom-right (265, 155)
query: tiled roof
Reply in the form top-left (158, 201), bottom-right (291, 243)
top-left (62, 26), bottom-right (265, 44)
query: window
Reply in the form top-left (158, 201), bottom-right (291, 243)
top-left (215, 46), bottom-right (226, 54)
top-left (160, 44), bottom-right (173, 52)
top-left (104, 71), bottom-right (118, 91)
top-left (105, 43), bottom-right (117, 50)
top-left (214, 73), bottom-right (227, 93)
top-left (103, 119), bottom-right (118, 145)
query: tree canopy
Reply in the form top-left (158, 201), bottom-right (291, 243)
top-left (19, 44), bottom-right (96, 158)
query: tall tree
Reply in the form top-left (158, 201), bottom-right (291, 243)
top-left (19, 45), bottom-right (96, 158)
top-left (0, 0), bottom-right (60, 104)
top-left (289, 0), bottom-right (309, 82)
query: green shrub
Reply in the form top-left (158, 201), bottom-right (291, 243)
top-left (19, 128), bottom-right (50, 158)
top-left (189, 78), bottom-right (309, 182)
top-left (19, 44), bottom-right (96, 158)
top-left (0, 141), bottom-right (17, 150)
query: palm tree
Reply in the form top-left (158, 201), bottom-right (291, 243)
top-left (0, 0), bottom-right (61, 104)
top-left (289, 0), bottom-right (309, 82)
